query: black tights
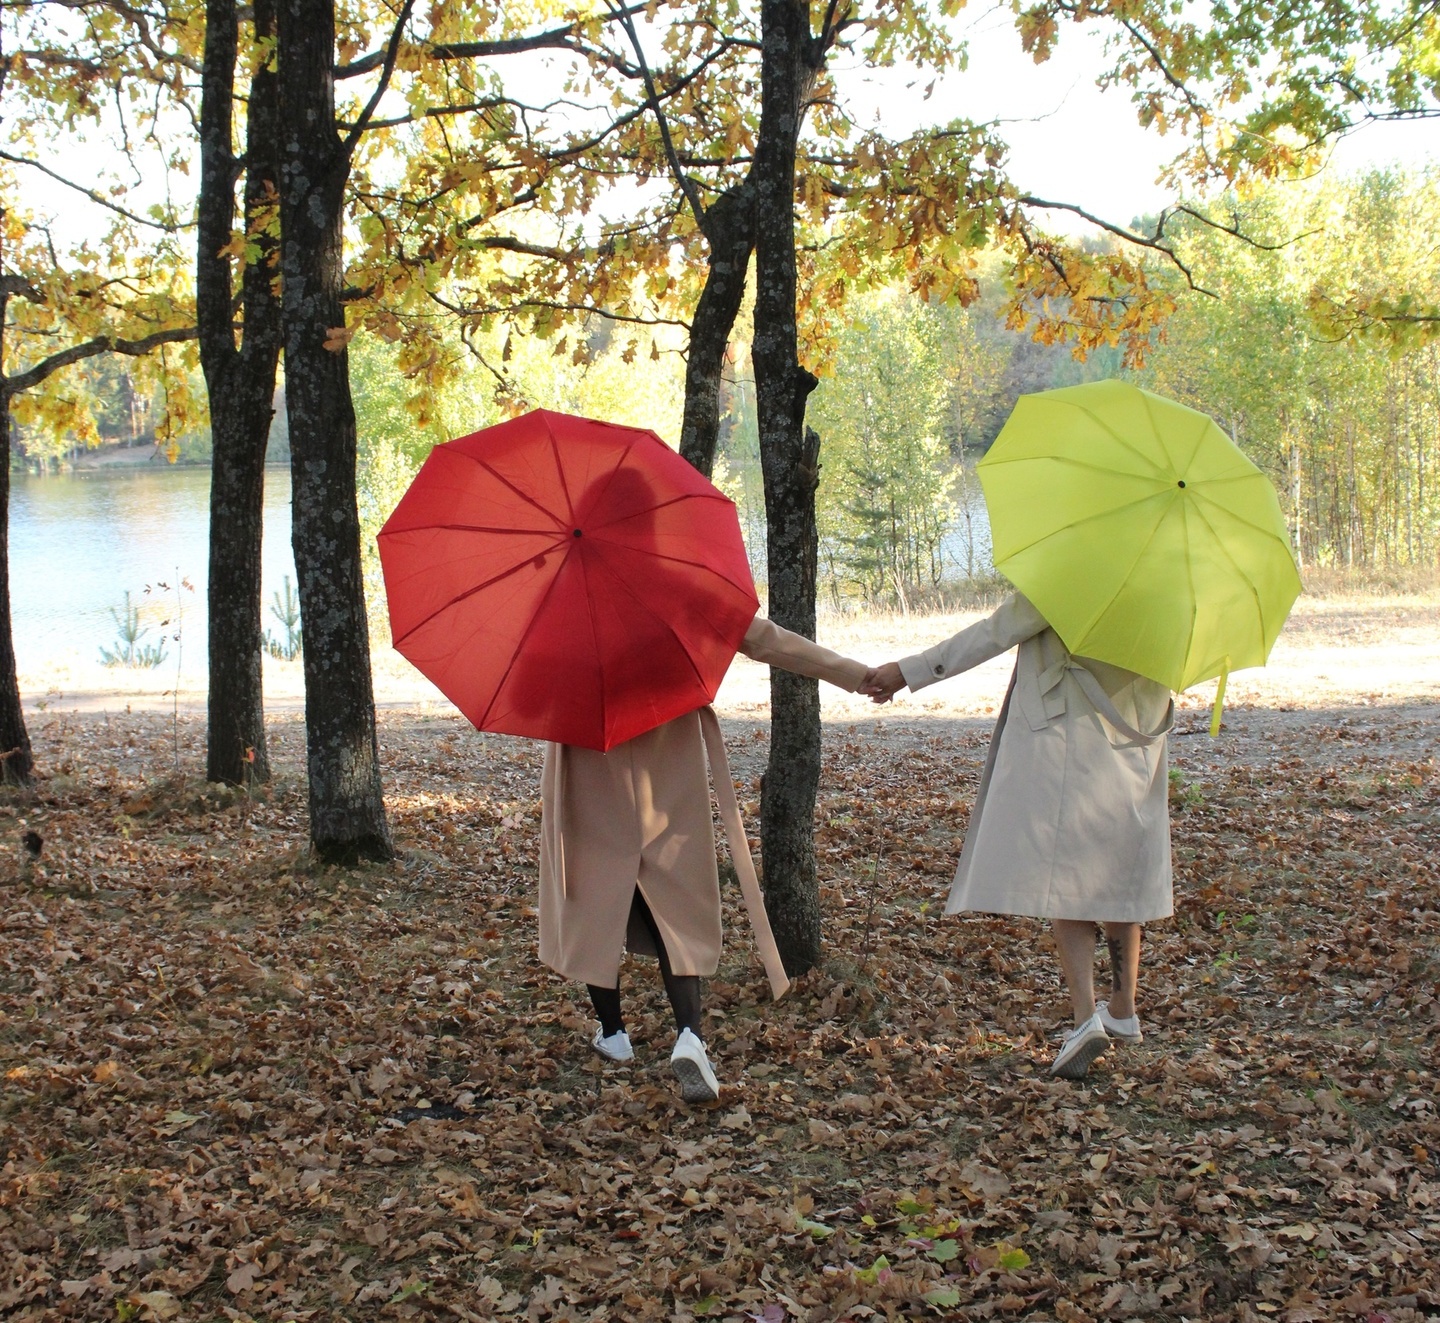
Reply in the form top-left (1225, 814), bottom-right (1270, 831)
top-left (588, 889), bottom-right (702, 1037)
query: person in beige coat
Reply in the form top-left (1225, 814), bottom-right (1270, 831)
top-left (540, 614), bottom-right (868, 1102)
top-left (864, 593), bottom-right (1174, 1079)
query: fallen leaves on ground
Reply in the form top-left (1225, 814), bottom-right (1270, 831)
top-left (1, 701), bottom-right (1437, 1322)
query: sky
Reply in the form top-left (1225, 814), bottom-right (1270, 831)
top-left (13, 5), bottom-right (1438, 255)
top-left (834, 1), bottom-right (1437, 234)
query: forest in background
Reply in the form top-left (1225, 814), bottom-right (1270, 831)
top-left (22, 167), bottom-right (1431, 614)
top-left (348, 165), bottom-right (1440, 611)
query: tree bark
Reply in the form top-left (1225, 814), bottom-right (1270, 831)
top-left (276, 0), bottom-right (392, 861)
top-left (0, 394), bottom-right (34, 785)
top-left (752, 0), bottom-right (824, 975)
top-left (200, 0), bottom-right (284, 786)
top-left (678, 184), bottom-right (754, 478)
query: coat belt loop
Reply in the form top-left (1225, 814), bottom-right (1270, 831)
top-left (698, 706), bottom-right (791, 1000)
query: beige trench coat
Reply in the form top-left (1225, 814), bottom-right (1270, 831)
top-left (899, 594), bottom-right (1175, 923)
top-left (538, 616), bottom-right (867, 992)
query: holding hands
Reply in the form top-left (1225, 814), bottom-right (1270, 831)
top-left (860, 661), bottom-right (906, 704)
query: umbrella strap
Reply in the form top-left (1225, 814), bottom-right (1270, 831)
top-left (1209, 661), bottom-right (1229, 738)
top-left (1066, 663), bottom-right (1174, 750)
top-left (698, 706), bottom-right (792, 1001)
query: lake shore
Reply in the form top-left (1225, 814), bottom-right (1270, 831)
top-left (23, 589), bottom-right (1440, 722)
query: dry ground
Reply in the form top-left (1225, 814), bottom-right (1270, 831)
top-left (3, 594), bottom-right (1438, 1322)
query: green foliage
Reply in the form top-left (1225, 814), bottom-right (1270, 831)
top-left (263, 576), bottom-right (302, 661)
top-left (98, 591), bottom-right (168, 668)
top-left (1140, 169), bottom-right (1440, 568)
top-left (809, 288), bottom-right (958, 604)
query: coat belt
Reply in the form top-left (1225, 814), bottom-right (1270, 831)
top-left (1036, 657), bottom-right (1174, 749)
top-left (698, 707), bottom-right (791, 1001)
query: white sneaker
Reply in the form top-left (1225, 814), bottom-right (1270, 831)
top-left (592, 1027), bottom-right (634, 1062)
top-left (1050, 1013), bottom-right (1109, 1079)
top-left (669, 1028), bottom-right (720, 1103)
top-left (1097, 1001), bottom-right (1142, 1043)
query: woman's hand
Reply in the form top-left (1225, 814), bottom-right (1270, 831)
top-left (861, 662), bottom-right (906, 704)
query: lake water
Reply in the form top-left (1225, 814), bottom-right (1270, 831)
top-left (9, 466), bottom-right (297, 675)
top-left (7, 463), bottom-right (994, 680)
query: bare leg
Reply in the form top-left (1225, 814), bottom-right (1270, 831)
top-left (1052, 919), bottom-right (1100, 1026)
top-left (1102, 923), bottom-right (1141, 1019)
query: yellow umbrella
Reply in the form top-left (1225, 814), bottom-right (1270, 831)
top-left (977, 380), bottom-right (1301, 730)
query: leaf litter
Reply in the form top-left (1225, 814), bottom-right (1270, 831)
top-left (1, 691), bottom-right (1437, 1322)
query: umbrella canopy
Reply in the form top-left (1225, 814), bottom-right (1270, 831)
top-left (378, 409), bottom-right (760, 751)
top-left (978, 379), bottom-right (1302, 694)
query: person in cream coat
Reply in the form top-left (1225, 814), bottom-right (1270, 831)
top-left (864, 593), bottom-right (1174, 1079)
top-left (540, 614), bottom-right (869, 1103)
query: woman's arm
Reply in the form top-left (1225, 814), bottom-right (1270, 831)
top-left (739, 616), bottom-right (869, 691)
top-left (868, 595), bottom-right (1049, 701)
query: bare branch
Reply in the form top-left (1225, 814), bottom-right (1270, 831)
top-left (0, 274), bottom-right (41, 301)
top-left (337, 0), bottom-right (417, 162)
top-left (0, 149), bottom-right (191, 232)
top-left (1168, 203), bottom-right (1319, 251)
top-left (427, 287), bottom-right (690, 331)
top-left (5, 324), bottom-right (198, 395)
top-left (338, 96), bottom-right (511, 132)
top-left (605, 0), bottom-right (709, 231)
top-left (334, 6), bottom-right (650, 79)
top-left (1019, 194), bottom-right (1215, 295)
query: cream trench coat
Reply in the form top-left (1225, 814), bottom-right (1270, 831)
top-left (538, 616), bottom-right (868, 993)
top-left (899, 594), bottom-right (1175, 923)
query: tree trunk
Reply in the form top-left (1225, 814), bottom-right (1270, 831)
top-left (679, 184), bottom-right (754, 478)
top-left (0, 395), bottom-right (34, 785)
top-left (200, 0), bottom-right (284, 786)
top-left (276, 0), bottom-right (392, 861)
top-left (752, 0), bottom-right (824, 975)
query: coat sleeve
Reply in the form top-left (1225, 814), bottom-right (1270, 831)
top-left (739, 615), bottom-right (869, 692)
top-left (898, 594), bottom-right (1049, 692)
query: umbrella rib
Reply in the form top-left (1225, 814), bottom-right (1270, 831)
top-left (1186, 495), bottom-right (1270, 649)
top-left (575, 547), bottom-right (608, 746)
top-left (993, 489), bottom-right (1174, 561)
top-left (382, 523), bottom-right (561, 538)
top-left (1181, 410), bottom-right (1215, 474)
top-left (1070, 496), bottom-right (1176, 647)
top-left (587, 545), bottom-right (712, 693)
top-left (475, 546), bottom-right (577, 733)
top-left (978, 454), bottom-right (1173, 480)
top-left (546, 417), bottom-right (578, 524)
top-left (390, 535), bottom-right (570, 648)
top-left (587, 489), bottom-right (734, 534)
top-left (1063, 402), bottom-right (1172, 479)
top-left (1187, 489), bottom-right (1305, 552)
top-left (575, 437), bottom-right (639, 526)
top-left (452, 450), bottom-right (568, 529)
top-left (591, 542), bottom-right (758, 599)
top-left (1182, 472), bottom-right (1261, 487)
top-left (1179, 494), bottom-right (1200, 681)
top-left (1136, 390), bottom-right (1196, 478)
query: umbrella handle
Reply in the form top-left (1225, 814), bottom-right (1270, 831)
top-left (1209, 661), bottom-right (1229, 738)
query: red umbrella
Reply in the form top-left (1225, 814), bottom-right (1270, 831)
top-left (378, 409), bottom-right (760, 751)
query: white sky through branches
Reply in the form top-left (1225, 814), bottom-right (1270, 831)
top-left (13, 7), bottom-right (1436, 259)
